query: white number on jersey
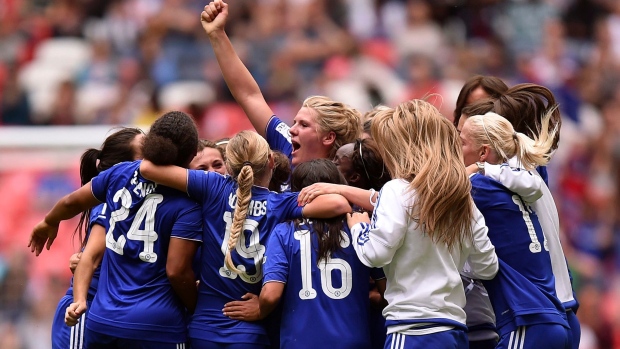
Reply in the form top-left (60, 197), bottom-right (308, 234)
top-left (296, 229), bottom-right (353, 300)
top-left (219, 212), bottom-right (265, 284)
top-left (512, 195), bottom-right (548, 253)
top-left (106, 188), bottom-right (162, 263)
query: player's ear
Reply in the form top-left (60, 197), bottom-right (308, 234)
top-left (348, 173), bottom-right (361, 185)
top-left (479, 145), bottom-right (490, 162)
top-left (321, 131), bottom-right (336, 147)
top-left (267, 152), bottom-right (275, 171)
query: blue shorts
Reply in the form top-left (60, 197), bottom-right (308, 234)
top-left (384, 329), bottom-right (468, 349)
top-left (51, 295), bottom-right (92, 349)
top-left (85, 328), bottom-right (188, 349)
top-left (566, 310), bottom-right (580, 349)
top-left (497, 324), bottom-right (570, 349)
top-left (190, 338), bottom-right (267, 349)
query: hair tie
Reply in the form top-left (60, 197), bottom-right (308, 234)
top-left (242, 161), bottom-right (252, 167)
top-left (512, 131), bottom-right (518, 140)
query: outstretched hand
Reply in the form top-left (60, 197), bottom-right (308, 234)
top-left (200, 0), bottom-right (229, 36)
top-left (29, 220), bottom-right (59, 256)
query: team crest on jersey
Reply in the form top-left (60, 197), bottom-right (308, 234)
top-left (275, 123), bottom-right (292, 143)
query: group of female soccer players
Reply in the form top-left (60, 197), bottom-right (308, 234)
top-left (29, 1), bottom-right (581, 348)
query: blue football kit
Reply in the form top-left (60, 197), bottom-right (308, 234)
top-left (185, 170), bottom-right (303, 348)
top-left (264, 220), bottom-right (384, 349)
top-left (86, 161), bottom-right (202, 348)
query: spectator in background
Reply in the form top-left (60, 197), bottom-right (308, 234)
top-left (0, 66), bottom-right (31, 125)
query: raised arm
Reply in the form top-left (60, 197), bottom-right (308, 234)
top-left (29, 183), bottom-right (100, 256)
top-left (201, 0), bottom-right (274, 137)
top-left (139, 160), bottom-right (188, 193)
top-left (65, 224), bottom-right (106, 326)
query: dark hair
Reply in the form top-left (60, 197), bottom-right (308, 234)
top-left (461, 98), bottom-right (496, 119)
top-left (453, 75), bottom-right (508, 127)
top-left (268, 151), bottom-right (291, 192)
top-left (491, 83), bottom-right (561, 150)
top-left (350, 138), bottom-right (391, 190)
top-left (142, 111), bottom-right (199, 167)
top-left (75, 127), bottom-right (144, 249)
top-left (291, 159), bottom-right (347, 264)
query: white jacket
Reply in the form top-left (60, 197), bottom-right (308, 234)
top-left (350, 179), bottom-right (498, 334)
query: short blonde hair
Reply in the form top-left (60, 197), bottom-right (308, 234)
top-left (302, 96), bottom-right (362, 158)
top-left (371, 99), bottom-right (474, 251)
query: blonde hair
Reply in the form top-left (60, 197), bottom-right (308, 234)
top-left (302, 96), bottom-right (362, 158)
top-left (371, 99), bottom-right (474, 251)
top-left (466, 110), bottom-right (557, 170)
top-left (224, 131), bottom-right (270, 273)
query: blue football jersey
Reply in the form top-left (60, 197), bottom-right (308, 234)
top-left (186, 170), bottom-right (303, 345)
top-left (88, 161), bottom-right (203, 343)
top-left (536, 166), bottom-right (549, 186)
top-left (264, 220), bottom-right (382, 349)
top-left (470, 174), bottom-right (567, 335)
top-left (52, 204), bottom-right (106, 349)
top-left (265, 116), bottom-right (293, 163)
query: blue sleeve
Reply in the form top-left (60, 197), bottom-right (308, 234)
top-left (90, 166), bottom-right (115, 202)
top-left (265, 116), bottom-right (293, 161)
top-left (263, 223), bottom-right (290, 284)
top-left (187, 170), bottom-right (225, 205)
top-left (171, 200), bottom-right (203, 242)
top-left (271, 192), bottom-right (303, 221)
top-left (88, 203), bottom-right (108, 230)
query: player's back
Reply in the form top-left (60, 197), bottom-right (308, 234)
top-left (88, 161), bottom-right (203, 343)
top-left (266, 221), bottom-right (374, 349)
top-left (470, 174), bottom-right (567, 334)
top-left (186, 170), bottom-right (302, 345)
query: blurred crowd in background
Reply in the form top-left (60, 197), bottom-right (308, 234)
top-left (1, 0), bottom-right (620, 348)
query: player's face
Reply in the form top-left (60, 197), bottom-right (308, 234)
top-left (289, 107), bottom-right (332, 166)
top-left (190, 147), bottom-right (227, 174)
top-left (460, 119), bottom-right (482, 167)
